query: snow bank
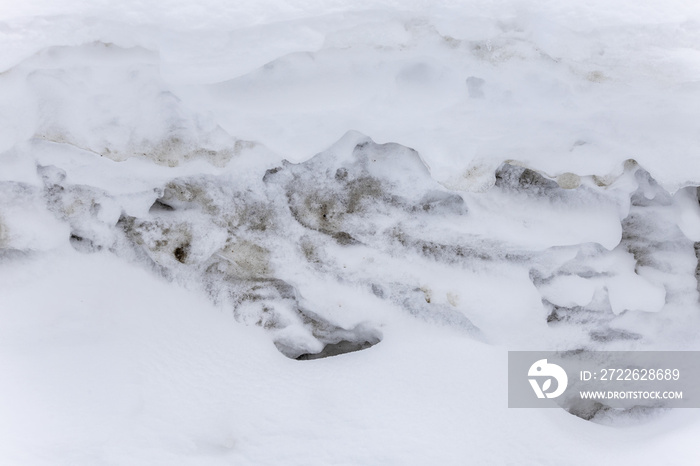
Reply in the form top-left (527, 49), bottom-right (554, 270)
top-left (2, 0), bottom-right (700, 463)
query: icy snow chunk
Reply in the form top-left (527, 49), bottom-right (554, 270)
top-left (118, 213), bottom-right (228, 267)
top-left (0, 181), bottom-right (69, 251)
top-left (263, 132), bottom-right (466, 247)
top-left (556, 173), bottom-right (581, 189)
top-left (674, 187), bottom-right (700, 242)
top-left (7, 42), bottom-right (241, 167)
top-left (606, 273), bottom-right (666, 315)
top-left (539, 275), bottom-right (596, 308)
top-left (353, 140), bottom-right (434, 199)
top-left (495, 163), bottom-right (560, 196)
top-left (215, 239), bottom-right (272, 280)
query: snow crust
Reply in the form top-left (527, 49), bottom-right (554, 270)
top-left (2, 0), bottom-right (700, 464)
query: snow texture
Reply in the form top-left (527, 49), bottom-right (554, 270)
top-left (2, 0), bottom-right (700, 464)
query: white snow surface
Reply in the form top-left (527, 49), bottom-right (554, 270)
top-left (2, 0), bottom-right (700, 464)
top-left (2, 248), bottom-right (700, 465)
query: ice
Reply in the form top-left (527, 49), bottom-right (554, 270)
top-left (9, 132), bottom-right (696, 357)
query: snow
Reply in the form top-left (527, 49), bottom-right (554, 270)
top-left (3, 248), bottom-right (700, 465)
top-left (2, 0), bottom-right (700, 464)
top-left (537, 275), bottom-right (596, 308)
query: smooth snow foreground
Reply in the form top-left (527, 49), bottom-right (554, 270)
top-left (2, 249), bottom-right (700, 465)
top-left (2, 0), bottom-right (700, 464)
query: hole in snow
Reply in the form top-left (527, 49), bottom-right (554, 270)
top-left (276, 323), bottom-right (382, 360)
top-left (296, 337), bottom-right (380, 360)
top-left (173, 243), bottom-right (190, 263)
top-left (149, 199), bottom-right (175, 212)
